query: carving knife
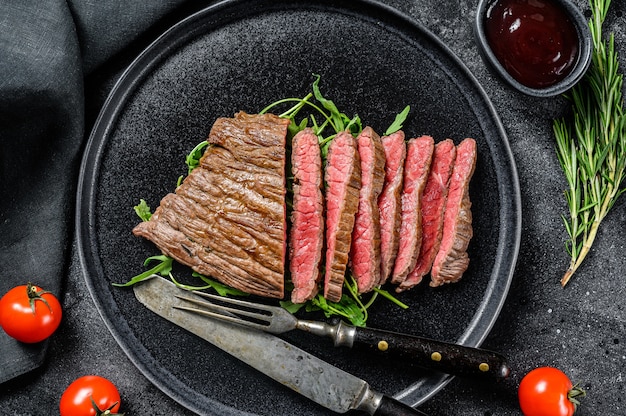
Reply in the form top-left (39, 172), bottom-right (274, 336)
top-left (133, 276), bottom-right (429, 415)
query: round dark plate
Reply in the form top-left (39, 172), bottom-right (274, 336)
top-left (76, 0), bottom-right (521, 414)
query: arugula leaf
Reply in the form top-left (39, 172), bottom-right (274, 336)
top-left (112, 255), bottom-right (173, 287)
top-left (311, 294), bottom-right (367, 327)
top-left (134, 199), bottom-right (152, 222)
top-left (193, 272), bottom-right (250, 297)
top-left (312, 74), bottom-right (345, 132)
top-left (279, 300), bottom-right (307, 314)
top-left (185, 141), bottom-right (210, 174)
top-left (169, 272), bottom-right (250, 297)
top-left (373, 286), bottom-right (409, 309)
top-left (384, 105), bottom-right (410, 136)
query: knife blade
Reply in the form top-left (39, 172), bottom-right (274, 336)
top-left (133, 276), bottom-right (429, 416)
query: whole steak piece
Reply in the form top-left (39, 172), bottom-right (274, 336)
top-left (132, 112), bottom-right (290, 298)
top-left (378, 131), bottom-right (407, 284)
top-left (430, 138), bottom-right (476, 286)
top-left (398, 138), bottom-right (457, 292)
top-left (350, 127), bottom-right (386, 294)
top-left (289, 128), bottom-right (325, 304)
top-left (323, 131), bottom-right (361, 302)
top-left (391, 136), bottom-right (434, 285)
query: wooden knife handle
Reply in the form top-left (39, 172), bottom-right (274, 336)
top-left (352, 326), bottom-right (509, 380)
top-left (374, 395), bottom-right (429, 416)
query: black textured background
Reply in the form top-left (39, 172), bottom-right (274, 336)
top-left (1, 0), bottom-right (625, 415)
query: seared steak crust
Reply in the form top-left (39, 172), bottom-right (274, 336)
top-left (324, 131), bottom-right (361, 302)
top-left (377, 131), bottom-right (407, 284)
top-left (350, 127), bottom-right (386, 294)
top-left (430, 138), bottom-right (476, 286)
top-left (289, 128), bottom-right (325, 303)
top-left (398, 139), bottom-right (456, 292)
top-left (132, 112), bottom-right (289, 298)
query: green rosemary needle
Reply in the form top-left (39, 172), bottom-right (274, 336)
top-left (554, 0), bottom-right (626, 287)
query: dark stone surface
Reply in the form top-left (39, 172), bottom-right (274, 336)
top-left (1, 1), bottom-right (625, 415)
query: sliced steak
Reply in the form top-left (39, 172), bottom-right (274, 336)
top-left (378, 131), bottom-right (407, 284)
top-left (324, 131), bottom-right (361, 302)
top-left (391, 136), bottom-right (434, 284)
top-left (430, 138), bottom-right (476, 286)
top-left (349, 127), bottom-right (386, 293)
top-left (397, 138), bottom-right (457, 292)
top-left (289, 128), bottom-right (325, 303)
top-left (132, 111), bottom-right (290, 298)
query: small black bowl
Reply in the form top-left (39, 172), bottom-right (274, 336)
top-left (474, 0), bottom-right (592, 97)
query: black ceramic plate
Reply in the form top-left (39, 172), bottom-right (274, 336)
top-left (77, 0), bottom-right (521, 414)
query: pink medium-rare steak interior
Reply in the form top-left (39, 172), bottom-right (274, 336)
top-left (378, 131), bottom-right (407, 284)
top-left (398, 138), bottom-right (457, 292)
top-left (391, 136), bottom-right (434, 284)
top-left (350, 127), bottom-right (386, 293)
top-left (132, 112), bottom-right (289, 298)
top-left (324, 130), bottom-right (361, 302)
top-left (430, 138), bottom-right (477, 286)
top-left (289, 128), bottom-right (325, 304)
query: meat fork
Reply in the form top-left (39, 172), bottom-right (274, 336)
top-left (174, 291), bottom-right (510, 380)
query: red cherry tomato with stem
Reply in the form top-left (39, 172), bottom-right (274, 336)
top-left (0, 282), bottom-right (62, 343)
top-left (60, 375), bottom-right (123, 416)
top-left (518, 366), bottom-right (585, 416)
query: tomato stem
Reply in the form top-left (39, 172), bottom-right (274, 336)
top-left (568, 383), bottom-right (586, 411)
top-left (26, 282), bottom-right (53, 315)
top-left (90, 396), bottom-right (125, 416)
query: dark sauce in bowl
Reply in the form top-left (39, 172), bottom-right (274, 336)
top-left (484, 0), bottom-right (580, 89)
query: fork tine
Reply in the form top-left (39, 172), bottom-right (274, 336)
top-left (176, 295), bottom-right (273, 322)
top-left (173, 294), bottom-right (278, 332)
top-left (191, 291), bottom-right (279, 315)
top-left (174, 304), bottom-right (272, 332)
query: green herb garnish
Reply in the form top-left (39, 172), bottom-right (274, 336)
top-left (554, 0), bottom-right (626, 286)
top-left (384, 105), bottom-right (410, 136)
top-left (134, 199), bottom-right (152, 222)
top-left (171, 272), bottom-right (249, 297)
top-left (112, 255), bottom-right (173, 287)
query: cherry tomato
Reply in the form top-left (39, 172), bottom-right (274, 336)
top-left (518, 366), bottom-right (585, 416)
top-left (60, 375), bottom-right (123, 416)
top-left (0, 283), bottom-right (62, 343)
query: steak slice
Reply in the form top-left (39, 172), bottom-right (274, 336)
top-left (378, 131), bottom-right (407, 284)
top-left (132, 112), bottom-right (290, 298)
top-left (350, 127), bottom-right (386, 293)
top-left (324, 131), bottom-right (361, 302)
top-left (430, 138), bottom-right (476, 286)
top-left (391, 136), bottom-right (434, 284)
top-left (289, 128), bottom-right (325, 303)
top-left (398, 138), bottom-right (457, 292)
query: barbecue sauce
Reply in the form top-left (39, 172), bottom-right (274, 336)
top-left (484, 0), bottom-right (580, 89)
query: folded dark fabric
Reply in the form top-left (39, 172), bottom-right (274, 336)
top-left (0, 0), bottom-right (83, 384)
top-left (0, 0), bottom-right (197, 384)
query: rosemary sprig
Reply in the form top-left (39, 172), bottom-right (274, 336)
top-left (554, 0), bottom-right (626, 286)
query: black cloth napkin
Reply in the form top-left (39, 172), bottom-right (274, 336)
top-left (0, 0), bottom-right (211, 385)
